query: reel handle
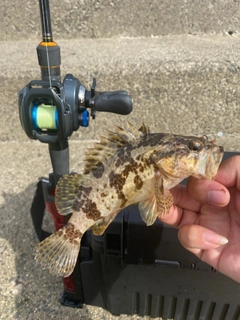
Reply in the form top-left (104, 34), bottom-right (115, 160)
top-left (94, 91), bottom-right (133, 115)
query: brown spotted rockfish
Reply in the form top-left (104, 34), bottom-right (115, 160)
top-left (35, 122), bottom-right (224, 277)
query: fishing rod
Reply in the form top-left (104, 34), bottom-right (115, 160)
top-left (18, 0), bottom-right (133, 307)
top-left (19, 0), bottom-right (133, 186)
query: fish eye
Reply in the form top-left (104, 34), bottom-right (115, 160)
top-left (188, 140), bottom-right (202, 151)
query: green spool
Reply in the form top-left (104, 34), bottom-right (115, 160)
top-left (33, 104), bottom-right (58, 130)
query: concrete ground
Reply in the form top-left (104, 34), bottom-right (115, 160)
top-left (1, 1), bottom-right (240, 319)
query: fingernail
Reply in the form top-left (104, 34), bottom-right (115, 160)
top-left (207, 190), bottom-right (226, 205)
top-left (204, 230), bottom-right (228, 246)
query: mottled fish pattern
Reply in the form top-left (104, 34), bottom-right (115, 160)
top-left (35, 122), bottom-right (224, 277)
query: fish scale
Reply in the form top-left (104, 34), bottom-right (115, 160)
top-left (35, 122), bottom-right (224, 277)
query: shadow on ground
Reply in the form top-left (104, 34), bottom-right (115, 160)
top-left (0, 183), bottom-right (118, 320)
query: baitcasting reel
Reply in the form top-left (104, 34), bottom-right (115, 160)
top-left (19, 76), bottom-right (133, 144)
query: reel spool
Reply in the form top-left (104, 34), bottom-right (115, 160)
top-left (32, 103), bottom-right (59, 131)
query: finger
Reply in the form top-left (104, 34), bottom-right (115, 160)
top-left (159, 181), bottom-right (225, 227)
top-left (178, 224), bottom-right (228, 254)
top-left (159, 204), bottom-right (200, 228)
top-left (170, 184), bottom-right (201, 212)
top-left (160, 179), bottom-right (229, 227)
top-left (187, 177), bottom-right (230, 207)
top-left (158, 170), bottom-right (230, 228)
top-left (214, 155), bottom-right (240, 190)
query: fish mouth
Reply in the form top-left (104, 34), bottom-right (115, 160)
top-left (204, 145), bottom-right (224, 179)
top-left (193, 145), bottom-right (224, 180)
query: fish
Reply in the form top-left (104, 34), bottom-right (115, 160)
top-left (35, 122), bottom-right (224, 277)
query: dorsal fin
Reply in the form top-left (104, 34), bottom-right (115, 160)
top-left (137, 122), bottom-right (151, 136)
top-left (83, 122), bottom-right (149, 174)
top-left (55, 123), bottom-right (150, 215)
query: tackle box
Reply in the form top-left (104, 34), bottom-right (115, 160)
top-left (61, 205), bottom-right (240, 319)
top-left (33, 152), bottom-right (240, 320)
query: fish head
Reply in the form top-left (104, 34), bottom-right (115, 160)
top-left (151, 134), bottom-right (224, 187)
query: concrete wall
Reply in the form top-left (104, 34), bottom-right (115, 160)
top-left (1, 0), bottom-right (240, 41)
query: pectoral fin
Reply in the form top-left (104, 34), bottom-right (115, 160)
top-left (138, 174), bottom-right (173, 226)
top-left (156, 187), bottom-right (173, 218)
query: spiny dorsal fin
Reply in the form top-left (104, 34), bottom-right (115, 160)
top-left (126, 121), bottom-right (150, 138)
top-left (55, 173), bottom-right (85, 215)
top-left (83, 122), bottom-right (149, 174)
top-left (83, 138), bottom-right (120, 174)
top-left (55, 123), bottom-right (150, 214)
top-left (138, 122), bottom-right (151, 136)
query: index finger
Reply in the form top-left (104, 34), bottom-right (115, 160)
top-left (159, 176), bottom-right (229, 228)
top-left (214, 155), bottom-right (240, 190)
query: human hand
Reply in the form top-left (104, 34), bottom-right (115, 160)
top-left (159, 156), bottom-right (240, 283)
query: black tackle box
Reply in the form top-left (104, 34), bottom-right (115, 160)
top-left (61, 203), bottom-right (240, 319)
top-left (33, 152), bottom-right (240, 320)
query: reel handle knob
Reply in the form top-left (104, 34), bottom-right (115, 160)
top-left (94, 91), bottom-right (133, 115)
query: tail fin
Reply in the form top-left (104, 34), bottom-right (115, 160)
top-left (35, 222), bottom-right (82, 277)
